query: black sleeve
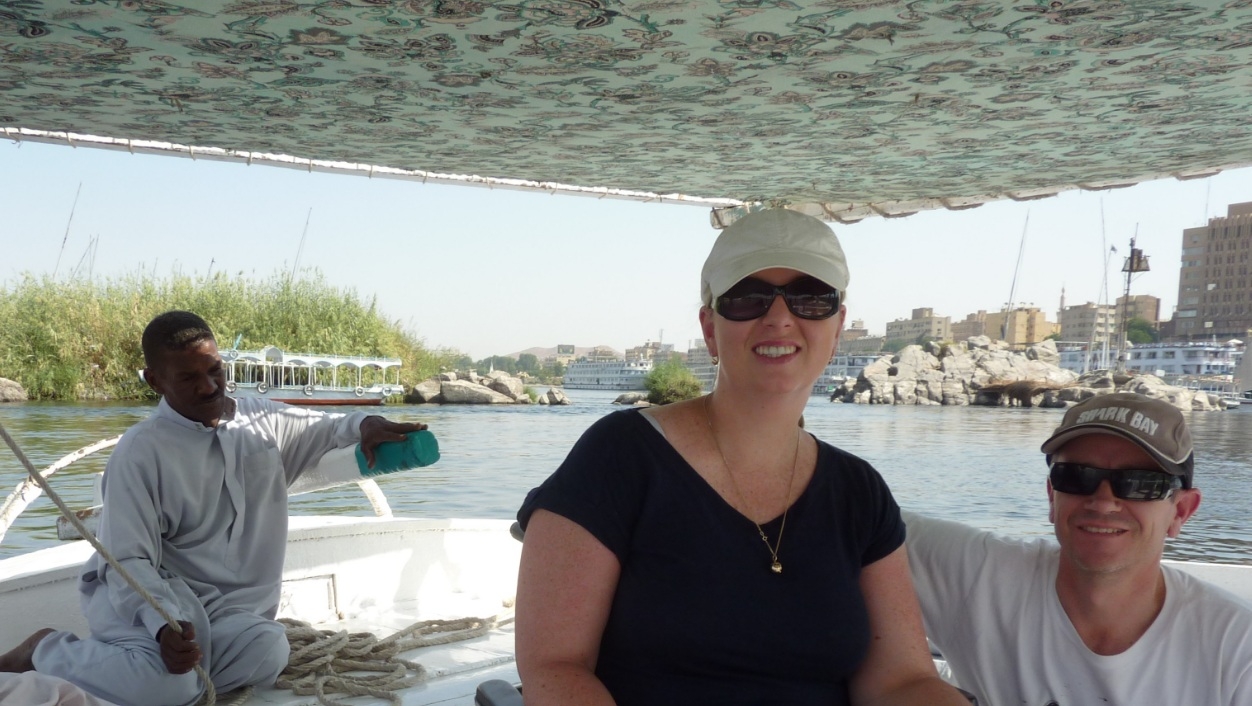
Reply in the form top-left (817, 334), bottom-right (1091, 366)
top-left (517, 411), bottom-right (651, 563)
top-left (822, 444), bottom-right (905, 567)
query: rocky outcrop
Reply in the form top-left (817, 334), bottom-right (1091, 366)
top-left (440, 379), bottom-right (516, 404)
top-left (831, 339), bottom-right (1223, 411)
top-left (403, 372), bottom-right (568, 405)
top-left (613, 392), bottom-right (649, 405)
top-left (0, 377), bottom-right (26, 402)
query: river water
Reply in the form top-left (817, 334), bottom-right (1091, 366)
top-left (1, 391), bottom-right (1249, 563)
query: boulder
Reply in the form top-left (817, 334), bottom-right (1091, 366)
top-left (614, 392), bottom-right (649, 405)
top-left (545, 388), bottom-right (571, 406)
top-left (0, 377), bottom-right (25, 402)
top-left (440, 379), bottom-right (515, 404)
top-left (1026, 339), bottom-right (1060, 365)
top-left (487, 374), bottom-right (525, 401)
top-left (438, 371), bottom-right (458, 382)
top-left (405, 379), bottom-right (443, 404)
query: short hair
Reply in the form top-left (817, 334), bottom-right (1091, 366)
top-left (142, 311), bottom-right (216, 368)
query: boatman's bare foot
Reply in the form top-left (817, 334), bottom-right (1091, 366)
top-left (0, 628), bottom-right (54, 672)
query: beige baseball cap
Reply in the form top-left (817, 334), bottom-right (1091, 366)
top-left (1040, 392), bottom-right (1194, 487)
top-left (700, 209), bottom-right (849, 307)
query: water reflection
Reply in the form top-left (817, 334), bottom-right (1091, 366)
top-left (2, 394), bottom-right (1249, 563)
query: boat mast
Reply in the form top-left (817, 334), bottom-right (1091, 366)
top-left (1003, 211), bottom-right (1029, 343)
top-left (1116, 230), bottom-right (1150, 373)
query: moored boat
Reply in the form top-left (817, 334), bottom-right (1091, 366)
top-left (223, 347), bottom-right (404, 406)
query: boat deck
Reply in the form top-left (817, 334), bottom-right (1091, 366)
top-left (247, 600), bottom-right (518, 705)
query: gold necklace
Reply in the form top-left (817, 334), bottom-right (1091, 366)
top-left (703, 395), bottom-right (800, 574)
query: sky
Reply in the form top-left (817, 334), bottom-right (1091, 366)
top-left (3, 138), bottom-right (1252, 360)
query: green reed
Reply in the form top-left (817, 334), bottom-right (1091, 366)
top-left (0, 271), bottom-right (459, 400)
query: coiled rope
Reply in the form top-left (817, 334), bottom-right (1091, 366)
top-left (0, 423), bottom-right (508, 706)
top-left (277, 615), bottom-right (508, 706)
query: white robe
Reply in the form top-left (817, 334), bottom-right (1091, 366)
top-left (34, 397), bottom-right (366, 706)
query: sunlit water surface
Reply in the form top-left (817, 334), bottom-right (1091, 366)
top-left (2, 391), bottom-right (1248, 563)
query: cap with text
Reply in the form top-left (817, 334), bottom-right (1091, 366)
top-left (1040, 392), bottom-right (1194, 488)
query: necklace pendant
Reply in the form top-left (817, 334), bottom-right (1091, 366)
top-left (770, 561), bottom-right (783, 574)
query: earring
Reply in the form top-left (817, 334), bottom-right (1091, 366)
top-left (711, 356), bottom-right (719, 365)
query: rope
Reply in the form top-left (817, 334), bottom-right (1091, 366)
top-left (276, 615), bottom-right (509, 706)
top-left (0, 423), bottom-right (218, 704)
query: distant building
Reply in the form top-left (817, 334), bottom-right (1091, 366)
top-left (840, 335), bottom-right (885, 355)
top-left (584, 346), bottom-right (619, 362)
top-left (685, 339), bottom-right (716, 391)
top-left (951, 310), bottom-right (988, 341)
top-left (984, 306), bottom-right (1056, 347)
top-left (1116, 294), bottom-right (1160, 327)
top-left (842, 319), bottom-right (870, 342)
top-left (885, 307), bottom-right (951, 343)
top-left (553, 344), bottom-right (577, 365)
top-left (1173, 201), bottom-right (1252, 341)
top-left (1059, 302), bottom-right (1117, 347)
top-left (625, 340), bottom-right (674, 361)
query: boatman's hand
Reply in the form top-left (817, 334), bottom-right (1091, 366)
top-left (157, 621), bottom-right (201, 674)
top-left (358, 416), bottom-right (428, 469)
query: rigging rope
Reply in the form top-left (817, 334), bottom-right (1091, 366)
top-left (0, 422), bottom-right (218, 704)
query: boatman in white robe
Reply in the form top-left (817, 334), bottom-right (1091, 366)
top-left (904, 392), bottom-right (1252, 706)
top-left (0, 310), bottom-right (427, 706)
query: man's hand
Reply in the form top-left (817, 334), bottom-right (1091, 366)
top-left (358, 416), bottom-right (428, 469)
top-left (157, 621), bottom-right (202, 674)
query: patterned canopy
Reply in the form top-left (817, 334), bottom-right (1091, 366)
top-left (4, 0), bottom-right (1252, 221)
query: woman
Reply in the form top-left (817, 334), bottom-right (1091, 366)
top-left (515, 209), bottom-right (967, 705)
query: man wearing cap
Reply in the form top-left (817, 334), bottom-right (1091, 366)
top-left (904, 392), bottom-right (1252, 706)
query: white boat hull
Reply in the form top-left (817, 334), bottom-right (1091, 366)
top-left (0, 517), bottom-right (523, 706)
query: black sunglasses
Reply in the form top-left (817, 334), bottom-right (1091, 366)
top-left (1049, 462), bottom-right (1182, 501)
top-left (714, 276), bottom-right (841, 321)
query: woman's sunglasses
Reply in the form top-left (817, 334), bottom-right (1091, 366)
top-left (714, 276), bottom-right (841, 321)
top-left (1048, 462), bottom-right (1182, 501)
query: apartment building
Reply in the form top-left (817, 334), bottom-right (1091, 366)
top-left (1116, 294), bottom-right (1161, 327)
top-left (1174, 201), bottom-right (1252, 340)
top-left (951, 311), bottom-right (987, 341)
top-left (885, 307), bottom-right (951, 342)
top-left (1059, 302), bottom-right (1117, 346)
top-left (983, 306), bottom-right (1056, 347)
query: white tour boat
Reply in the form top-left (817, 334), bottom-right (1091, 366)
top-left (4, 1), bottom-right (1252, 704)
top-left (222, 347), bottom-right (405, 406)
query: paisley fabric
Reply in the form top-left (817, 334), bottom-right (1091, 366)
top-left (4, 1), bottom-right (1252, 220)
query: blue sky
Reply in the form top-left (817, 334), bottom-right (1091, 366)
top-left (4, 138), bottom-right (1251, 359)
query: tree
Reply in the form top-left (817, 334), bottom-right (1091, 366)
top-left (517, 353), bottom-right (539, 373)
top-left (1125, 317), bottom-right (1160, 345)
top-left (644, 355), bottom-right (702, 405)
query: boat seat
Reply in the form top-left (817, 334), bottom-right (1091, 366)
top-left (475, 679), bottom-right (523, 706)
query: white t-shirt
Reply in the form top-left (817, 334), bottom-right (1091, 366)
top-left (904, 511), bottom-right (1252, 706)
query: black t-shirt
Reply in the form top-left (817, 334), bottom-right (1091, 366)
top-left (518, 409), bottom-right (905, 706)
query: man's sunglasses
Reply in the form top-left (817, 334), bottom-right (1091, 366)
top-left (714, 276), bottom-right (841, 321)
top-left (1049, 462), bottom-right (1182, 501)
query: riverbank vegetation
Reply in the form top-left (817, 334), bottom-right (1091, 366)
top-left (644, 355), bottom-right (703, 405)
top-left (0, 271), bottom-right (459, 400)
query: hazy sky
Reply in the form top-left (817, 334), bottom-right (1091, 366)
top-left (4, 139), bottom-right (1251, 360)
